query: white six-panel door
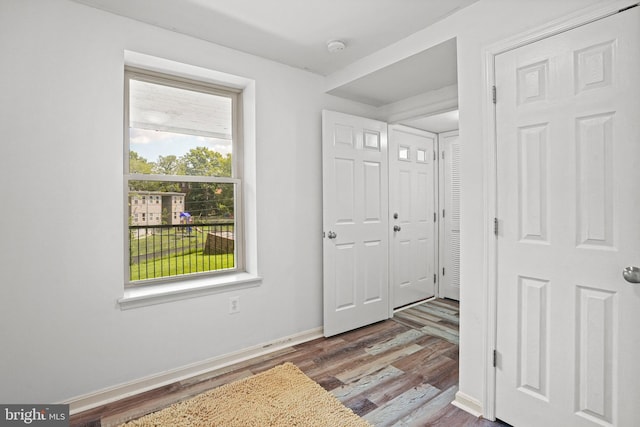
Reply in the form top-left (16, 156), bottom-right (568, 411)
top-left (389, 125), bottom-right (437, 309)
top-left (439, 130), bottom-right (461, 301)
top-left (322, 110), bottom-right (390, 337)
top-left (495, 7), bottom-right (640, 426)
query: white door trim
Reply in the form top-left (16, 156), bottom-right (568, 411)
top-left (480, 0), bottom-right (639, 420)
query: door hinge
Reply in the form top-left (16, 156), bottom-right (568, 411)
top-left (434, 212), bottom-right (437, 223)
top-left (442, 209), bottom-right (445, 218)
top-left (323, 231), bottom-right (326, 238)
top-left (433, 274), bottom-right (437, 283)
top-left (494, 217), bottom-right (499, 236)
top-left (492, 349), bottom-right (497, 367)
top-left (442, 267), bottom-right (445, 276)
top-left (433, 151), bottom-right (436, 161)
top-left (442, 151), bottom-right (445, 160)
top-left (492, 85), bottom-right (497, 104)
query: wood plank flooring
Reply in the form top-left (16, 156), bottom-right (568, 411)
top-left (70, 299), bottom-right (510, 426)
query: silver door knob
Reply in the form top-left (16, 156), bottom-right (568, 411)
top-left (327, 231), bottom-right (337, 239)
top-left (393, 225), bottom-right (401, 232)
top-left (623, 266), bottom-right (640, 283)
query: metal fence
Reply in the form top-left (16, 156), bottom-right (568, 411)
top-left (128, 222), bottom-right (235, 282)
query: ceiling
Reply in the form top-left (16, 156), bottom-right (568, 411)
top-left (73, 0), bottom-right (474, 128)
top-left (400, 110), bottom-right (460, 134)
top-left (328, 38), bottom-right (457, 107)
top-left (73, 0), bottom-right (477, 76)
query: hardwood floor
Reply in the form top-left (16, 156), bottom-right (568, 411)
top-left (71, 299), bottom-right (509, 426)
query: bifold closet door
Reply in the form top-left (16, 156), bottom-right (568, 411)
top-left (438, 130), bottom-right (460, 301)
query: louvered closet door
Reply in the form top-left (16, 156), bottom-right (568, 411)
top-left (439, 130), bottom-right (460, 301)
top-left (495, 7), bottom-right (640, 426)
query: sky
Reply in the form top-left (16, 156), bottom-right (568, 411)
top-left (130, 128), bottom-right (232, 163)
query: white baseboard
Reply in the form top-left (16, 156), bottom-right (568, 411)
top-left (452, 390), bottom-right (483, 418)
top-left (65, 327), bottom-right (324, 415)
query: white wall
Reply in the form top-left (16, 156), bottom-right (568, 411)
top-left (0, 0), bottom-right (612, 411)
top-left (341, 0), bottom-right (607, 412)
top-left (0, 0), bottom-right (376, 404)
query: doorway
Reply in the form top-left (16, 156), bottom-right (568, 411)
top-left (322, 109), bottom-right (461, 337)
top-left (397, 110), bottom-right (461, 304)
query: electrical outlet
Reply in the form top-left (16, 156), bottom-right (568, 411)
top-left (229, 296), bottom-right (240, 314)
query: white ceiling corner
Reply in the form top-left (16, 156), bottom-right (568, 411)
top-left (71, 0), bottom-right (476, 75)
top-left (72, 0), bottom-right (476, 125)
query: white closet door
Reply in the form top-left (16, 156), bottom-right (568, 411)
top-left (439, 130), bottom-right (460, 301)
top-left (495, 7), bottom-right (640, 426)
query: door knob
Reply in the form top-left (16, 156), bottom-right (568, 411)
top-left (327, 231), bottom-right (337, 239)
top-left (623, 266), bottom-right (640, 283)
top-left (393, 225), bottom-right (401, 232)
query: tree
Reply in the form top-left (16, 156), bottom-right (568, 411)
top-left (128, 151), bottom-right (162, 191)
top-left (177, 146), bottom-right (231, 177)
top-left (176, 147), bottom-right (233, 220)
top-left (153, 154), bottom-right (179, 175)
top-left (129, 151), bottom-right (153, 174)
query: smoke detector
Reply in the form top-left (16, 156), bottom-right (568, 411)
top-left (327, 40), bottom-right (346, 53)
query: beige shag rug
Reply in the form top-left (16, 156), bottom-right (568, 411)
top-left (121, 362), bottom-right (371, 427)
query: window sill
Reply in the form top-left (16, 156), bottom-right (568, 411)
top-left (118, 272), bottom-right (262, 310)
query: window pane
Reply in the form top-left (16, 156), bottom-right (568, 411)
top-left (128, 180), bottom-right (236, 282)
top-left (129, 79), bottom-right (232, 176)
top-left (399, 146), bottom-right (410, 160)
top-left (129, 139), bottom-right (232, 177)
top-left (417, 149), bottom-right (427, 163)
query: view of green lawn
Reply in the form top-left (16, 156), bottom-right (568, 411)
top-left (129, 225), bottom-right (232, 257)
top-left (130, 251), bottom-right (235, 281)
top-left (129, 223), bottom-right (235, 281)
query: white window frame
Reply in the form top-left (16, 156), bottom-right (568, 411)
top-left (119, 52), bottom-right (261, 309)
